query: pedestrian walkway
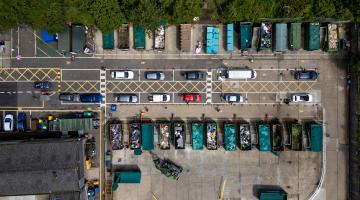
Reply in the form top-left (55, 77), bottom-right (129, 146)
top-left (206, 69), bottom-right (212, 103)
top-left (100, 69), bottom-right (106, 107)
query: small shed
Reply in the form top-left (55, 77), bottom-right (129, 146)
top-left (58, 26), bottom-right (71, 52)
top-left (289, 23), bottom-right (301, 50)
top-left (180, 24), bottom-right (191, 52)
top-left (274, 23), bottom-right (287, 52)
top-left (71, 25), bottom-right (86, 53)
top-left (133, 25), bottom-right (145, 49)
top-left (118, 24), bottom-right (129, 50)
top-left (226, 24), bottom-right (234, 52)
top-left (305, 22), bottom-right (320, 51)
top-left (239, 23), bottom-right (252, 50)
top-left (102, 31), bottom-right (114, 49)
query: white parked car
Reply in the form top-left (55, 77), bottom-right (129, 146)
top-left (148, 94), bottom-right (170, 102)
top-left (4, 114), bottom-right (14, 131)
top-left (111, 70), bottom-right (134, 79)
top-left (291, 93), bottom-right (313, 103)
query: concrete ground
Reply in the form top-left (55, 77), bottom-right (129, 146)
top-left (108, 102), bottom-right (322, 200)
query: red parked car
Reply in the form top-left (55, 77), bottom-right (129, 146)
top-left (182, 93), bottom-right (201, 102)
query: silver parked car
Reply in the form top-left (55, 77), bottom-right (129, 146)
top-left (115, 94), bottom-right (138, 103)
top-left (145, 71), bottom-right (165, 80)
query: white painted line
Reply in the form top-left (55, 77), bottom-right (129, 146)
top-left (172, 70), bottom-right (175, 81)
top-left (34, 29), bottom-right (37, 56)
top-left (138, 69), bottom-right (141, 81)
top-left (172, 93), bottom-right (174, 103)
top-left (37, 47), bottom-right (50, 57)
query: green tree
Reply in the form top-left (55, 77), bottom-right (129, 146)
top-left (170, 0), bottom-right (203, 24)
top-left (64, 0), bottom-right (95, 25)
top-left (276, 0), bottom-right (313, 19)
top-left (40, 1), bottom-right (66, 33)
top-left (222, 0), bottom-right (276, 22)
top-left (312, 0), bottom-right (336, 18)
top-left (124, 0), bottom-right (165, 34)
top-left (88, 0), bottom-right (125, 33)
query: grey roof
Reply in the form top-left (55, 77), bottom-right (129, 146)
top-left (0, 139), bottom-right (85, 196)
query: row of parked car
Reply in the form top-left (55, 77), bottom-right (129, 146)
top-left (111, 70), bottom-right (204, 80)
top-left (110, 68), bottom-right (318, 81)
top-left (1, 113), bottom-right (26, 132)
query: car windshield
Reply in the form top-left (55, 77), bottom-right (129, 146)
top-left (300, 95), bottom-right (309, 101)
top-left (229, 96), bottom-right (237, 101)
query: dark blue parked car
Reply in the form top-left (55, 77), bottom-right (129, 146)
top-left (80, 93), bottom-right (103, 103)
top-left (17, 112), bottom-right (26, 131)
top-left (295, 70), bottom-right (318, 80)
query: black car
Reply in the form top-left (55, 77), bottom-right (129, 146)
top-left (34, 81), bottom-right (51, 89)
top-left (184, 71), bottom-right (204, 80)
top-left (295, 70), bottom-right (318, 80)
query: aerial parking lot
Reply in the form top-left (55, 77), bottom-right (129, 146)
top-left (0, 20), bottom-right (351, 200)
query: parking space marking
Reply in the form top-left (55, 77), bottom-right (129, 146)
top-left (0, 68), bottom-right (60, 82)
top-left (61, 81), bottom-right (100, 93)
top-left (212, 81), bottom-right (317, 93)
top-left (107, 81), bottom-right (206, 93)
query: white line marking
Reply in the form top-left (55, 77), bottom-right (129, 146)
top-left (138, 69), bottom-right (141, 81)
top-left (34, 29), bottom-right (37, 56)
top-left (172, 70), bottom-right (175, 81)
top-left (36, 47), bottom-right (50, 57)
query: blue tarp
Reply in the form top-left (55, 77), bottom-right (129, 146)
top-left (41, 29), bottom-right (57, 43)
top-left (226, 24), bottom-right (234, 52)
top-left (206, 26), bottom-right (219, 54)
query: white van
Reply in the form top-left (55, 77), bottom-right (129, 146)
top-left (218, 69), bottom-right (257, 80)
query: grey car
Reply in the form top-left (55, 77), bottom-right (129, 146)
top-left (184, 71), bottom-right (204, 80)
top-left (145, 71), bottom-right (165, 80)
top-left (59, 93), bottom-right (80, 102)
top-left (115, 94), bottom-right (138, 103)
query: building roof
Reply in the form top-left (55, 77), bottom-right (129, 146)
top-left (0, 139), bottom-right (85, 196)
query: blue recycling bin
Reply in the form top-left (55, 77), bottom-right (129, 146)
top-left (111, 104), bottom-right (117, 112)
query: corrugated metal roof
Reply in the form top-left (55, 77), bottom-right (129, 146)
top-left (310, 124), bottom-right (323, 152)
top-left (290, 23), bottom-right (301, 50)
top-left (275, 23), bottom-right (287, 52)
top-left (240, 24), bottom-right (252, 50)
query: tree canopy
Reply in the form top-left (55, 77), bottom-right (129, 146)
top-left (0, 0), bottom-right (359, 32)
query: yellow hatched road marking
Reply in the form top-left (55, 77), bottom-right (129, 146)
top-left (221, 81), bottom-right (316, 93)
top-left (61, 81), bottom-right (100, 92)
top-left (0, 68), bottom-right (60, 82)
top-left (107, 81), bottom-right (206, 93)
